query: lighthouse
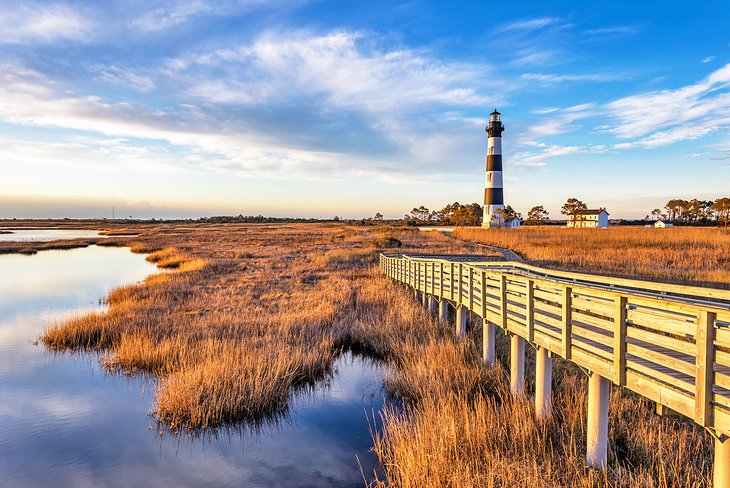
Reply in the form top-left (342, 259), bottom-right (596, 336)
top-left (482, 109), bottom-right (505, 228)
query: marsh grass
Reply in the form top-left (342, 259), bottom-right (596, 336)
top-left (0, 238), bottom-right (98, 255)
top-left (31, 221), bottom-right (714, 486)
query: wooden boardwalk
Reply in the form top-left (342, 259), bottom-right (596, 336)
top-left (380, 252), bottom-right (730, 486)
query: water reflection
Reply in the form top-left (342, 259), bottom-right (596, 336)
top-left (0, 245), bottom-right (386, 487)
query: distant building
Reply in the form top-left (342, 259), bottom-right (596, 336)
top-left (504, 217), bottom-right (521, 228)
top-left (654, 220), bottom-right (674, 228)
top-left (567, 208), bottom-right (609, 228)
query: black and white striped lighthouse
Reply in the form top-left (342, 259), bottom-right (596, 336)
top-left (482, 109), bottom-right (505, 228)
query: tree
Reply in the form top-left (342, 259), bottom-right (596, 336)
top-left (561, 198), bottom-right (587, 216)
top-left (651, 208), bottom-right (663, 221)
top-left (526, 205), bottom-right (550, 225)
top-left (373, 212), bottom-right (383, 221)
top-left (451, 204), bottom-right (483, 226)
top-left (712, 197), bottom-right (730, 227)
top-left (502, 205), bottom-right (521, 221)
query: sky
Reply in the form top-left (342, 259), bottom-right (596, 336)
top-left (0, 0), bottom-right (729, 220)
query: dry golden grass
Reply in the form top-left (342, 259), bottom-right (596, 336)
top-left (454, 226), bottom-right (730, 288)
top-left (13, 220), bottom-right (713, 485)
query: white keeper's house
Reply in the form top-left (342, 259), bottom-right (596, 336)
top-left (566, 208), bottom-right (609, 229)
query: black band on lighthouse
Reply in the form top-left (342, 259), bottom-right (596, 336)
top-left (486, 155), bottom-right (502, 172)
top-left (484, 188), bottom-right (504, 205)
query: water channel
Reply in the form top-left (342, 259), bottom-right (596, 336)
top-left (0, 240), bottom-right (385, 487)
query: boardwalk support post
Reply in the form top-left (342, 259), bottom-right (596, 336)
top-left (428, 295), bottom-right (438, 316)
top-left (438, 300), bottom-right (449, 324)
top-left (456, 304), bottom-right (467, 338)
top-left (422, 291), bottom-right (428, 309)
top-left (716, 435), bottom-right (730, 488)
top-left (510, 334), bottom-right (525, 394)
top-left (535, 346), bottom-right (552, 419)
top-left (586, 372), bottom-right (610, 468)
top-left (483, 319), bottom-right (495, 366)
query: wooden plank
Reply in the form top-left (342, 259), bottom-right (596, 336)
top-left (534, 320), bottom-right (562, 340)
top-left (469, 267), bottom-right (474, 312)
top-left (628, 294), bottom-right (711, 317)
top-left (571, 347), bottom-right (613, 379)
top-left (571, 322), bottom-right (613, 354)
top-left (571, 334), bottom-right (613, 362)
top-left (626, 341), bottom-right (694, 377)
top-left (715, 324), bottom-right (730, 349)
top-left (500, 275), bottom-right (508, 329)
top-left (615, 295), bottom-right (628, 385)
top-left (534, 309), bottom-right (563, 331)
top-left (625, 370), bottom-right (695, 420)
top-left (562, 286), bottom-right (572, 360)
top-left (715, 370), bottom-right (730, 391)
top-left (572, 295), bottom-right (614, 318)
top-left (717, 349), bottom-right (730, 368)
top-left (526, 279), bottom-right (535, 342)
top-left (439, 262), bottom-right (444, 299)
top-left (506, 317), bottom-right (527, 337)
top-left (534, 329), bottom-right (564, 357)
top-left (572, 309), bottom-right (613, 332)
top-left (626, 325), bottom-right (695, 357)
top-left (695, 310), bottom-right (716, 426)
top-left (480, 270), bottom-right (487, 319)
top-left (627, 307), bottom-right (696, 339)
top-left (713, 406), bottom-right (730, 438)
top-left (534, 287), bottom-right (561, 304)
top-left (627, 357), bottom-right (695, 395)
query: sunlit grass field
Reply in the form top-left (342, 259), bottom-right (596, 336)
top-left (453, 226), bottom-right (730, 288)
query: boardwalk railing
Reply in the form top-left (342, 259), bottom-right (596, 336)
top-left (380, 252), bottom-right (730, 487)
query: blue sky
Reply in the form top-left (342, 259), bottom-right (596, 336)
top-left (0, 0), bottom-right (729, 219)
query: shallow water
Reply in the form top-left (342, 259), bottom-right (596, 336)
top-left (0, 228), bottom-right (104, 242)
top-left (0, 245), bottom-right (386, 487)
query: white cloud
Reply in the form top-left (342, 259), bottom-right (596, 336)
top-left (521, 72), bottom-right (628, 83)
top-left (132, 0), bottom-right (283, 32)
top-left (0, 27), bottom-right (500, 182)
top-left (702, 56), bottom-right (716, 64)
top-left (92, 66), bottom-right (156, 92)
top-left (606, 63), bottom-right (730, 147)
top-left (511, 145), bottom-right (582, 167)
top-left (584, 25), bottom-right (638, 36)
top-left (174, 31), bottom-right (493, 112)
top-left (0, 2), bottom-right (95, 44)
top-left (499, 17), bottom-right (562, 32)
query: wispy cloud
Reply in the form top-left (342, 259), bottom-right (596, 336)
top-left (521, 72), bottom-right (628, 83)
top-left (702, 56), bottom-right (717, 64)
top-left (499, 17), bottom-right (562, 32)
top-left (92, 66), bottom-right (155, 92)
top-left (131, 0), bottom-right (288, 32)
top-left (606, 63), bottom-right (730, 147)
top-left (584, 25), bottom-right (638, 36)
top-left (511, 144), bottom-right (583, 167)
top-left (0, 1), bottom-right (95, 44)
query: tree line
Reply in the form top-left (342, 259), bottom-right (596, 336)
top-left (653, 197), bottom-right (730, 226)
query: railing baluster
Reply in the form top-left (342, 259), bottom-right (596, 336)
top-left (562, 286), bottom-right (572, 360)
top-left (695, 310), bottom-right (716, 426)
top-left (614, 295), bottom-right (627, 386)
